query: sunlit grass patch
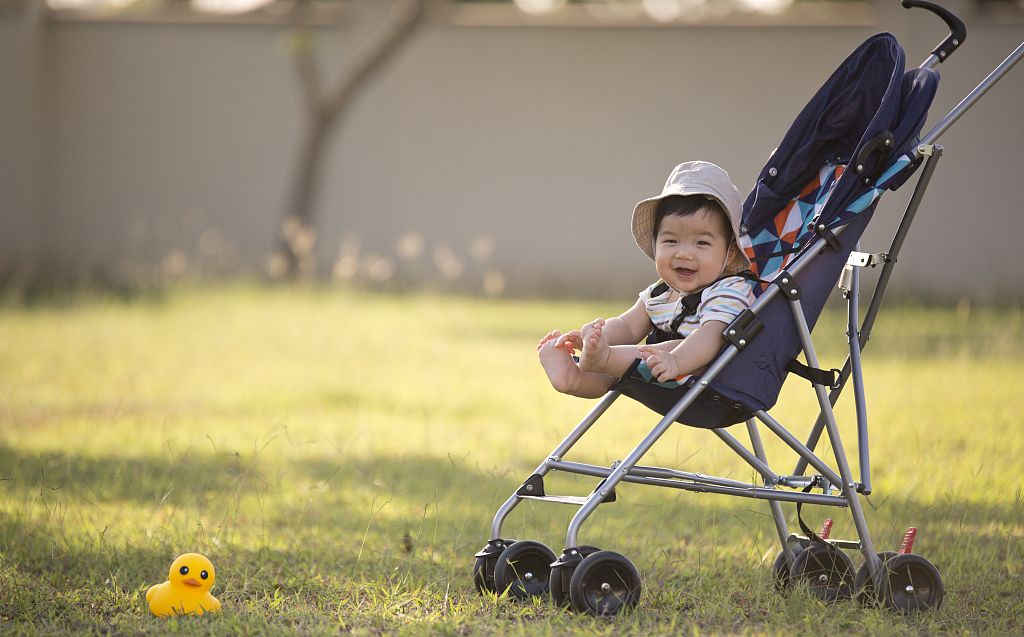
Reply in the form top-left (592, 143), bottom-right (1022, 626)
top-left (1, 285), bottom-right (1023, 635)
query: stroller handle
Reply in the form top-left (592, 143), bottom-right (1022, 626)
top-left (902, 0), bottom-right (967, 67)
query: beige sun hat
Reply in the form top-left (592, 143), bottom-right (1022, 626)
top-left (631, 161), bottom-right (751, 277)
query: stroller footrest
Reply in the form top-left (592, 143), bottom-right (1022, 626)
top-left (515, 473), bottom-right (617, 504)
top-left (518, 494), bottom-right (591, 506)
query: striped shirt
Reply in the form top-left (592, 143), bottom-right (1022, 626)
top-left (640, 276), bottom-right (755, 339)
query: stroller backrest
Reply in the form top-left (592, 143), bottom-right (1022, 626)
top-left (738, 33), bottom-right (939, 296)
top-left (707, 33), bottom-right (939, 417)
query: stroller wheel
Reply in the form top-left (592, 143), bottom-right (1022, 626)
top-left (792, 544), bottom-right (855, 601)
top-left (772, 547), bottom-right (803, 593)
top-left (876, 554), bottom-right (944, 612)
top-left (853, 551), bottom-right (899, 606)
top-left (493, 540), bottom-right (558, 600)
top-left (550, 545), bottom-right (602, 607)
top-left (568, 551), bottom-right (642, 616)
top-left (473, 555), bottom-right (496, 594)
top-left (473, 539), bottom-right (516, 595)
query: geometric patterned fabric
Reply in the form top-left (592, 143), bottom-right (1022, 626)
top-left (739, 164), bottom-right (845, 295)
top-left (738, 153), bottom-right (914, 297)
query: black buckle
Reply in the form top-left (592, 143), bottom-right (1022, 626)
top-left (723, 310), bottom-right (764, 351)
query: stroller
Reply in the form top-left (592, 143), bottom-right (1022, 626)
top-left (474, 0), bottom-right (1024, 616)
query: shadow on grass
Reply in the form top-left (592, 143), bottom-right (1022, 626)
top-left (3, 443), bottom-right (1024, 634)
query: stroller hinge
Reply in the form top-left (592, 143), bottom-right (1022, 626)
top-left (517, 474), bottom-right (546, 497)
top-left (846, 251), bottom-right (889, 268)
top-left (773, 272), bottom-right (802, 301)
top-left (839, 252), bottom-right (890, 296)
top-left (813, 224), bottom-right (843, 252)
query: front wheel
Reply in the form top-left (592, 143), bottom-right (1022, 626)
top-left (568, 551), bottom-right (642, 616)
top-left (493, 540), bottom-right (557, 600)
top-left (550, 545), bottom-right (602, 607)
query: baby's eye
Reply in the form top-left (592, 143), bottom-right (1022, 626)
top-left (180, 566), bottom-right (189, 575)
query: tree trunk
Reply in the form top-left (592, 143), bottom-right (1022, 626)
top-left (275, 0), bottom-right (427, 279)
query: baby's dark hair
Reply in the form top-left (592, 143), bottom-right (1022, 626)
top-left (654, 195), bottom-right (733, 241)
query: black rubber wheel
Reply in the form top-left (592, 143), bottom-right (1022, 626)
top-left (473, 555), bottom-right (496, 594)
top-left (791, 543), bottom-right (855, 601)
top-left (550, 545), bottom-right (601, 607)
top-left (853, 551), bottom-right (899, 606)
top-left (876, 553), bottom-right (944, 612)
top-left (473, 539), bottom-right (515, 595)
top-left (772, 546), bottom-right (803, 593)
top-left (568, 551), bottom-right (642, 616)
top-left (493, 540), bottom-right (558, 600)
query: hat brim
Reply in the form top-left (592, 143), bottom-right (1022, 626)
top-left (630, 195), bottom-right (752, 277)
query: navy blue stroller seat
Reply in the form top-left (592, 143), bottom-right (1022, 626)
top-left (476, 1), bottom-right (1024, 617)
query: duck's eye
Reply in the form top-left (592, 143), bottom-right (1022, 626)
top-left (179, 566), bottom-right (189, 576)
top-left (200, 570), bottom-right (209, 580)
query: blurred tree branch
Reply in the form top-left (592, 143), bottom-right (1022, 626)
top-left (277, 0), bottom-right (429, 278)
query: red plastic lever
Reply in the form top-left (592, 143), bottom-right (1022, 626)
top-left (819, 518), bottom-right (834, 540)
top-left (899, 527), bottom-right (918, 554)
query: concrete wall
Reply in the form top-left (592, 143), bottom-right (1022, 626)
top-left (2, 0), bottom-right (1023, 300)
top-left (0, 0), bottom-right (42, 285)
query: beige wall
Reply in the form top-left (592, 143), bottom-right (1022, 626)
top-left (2, 0), bottom-right (1023, 300)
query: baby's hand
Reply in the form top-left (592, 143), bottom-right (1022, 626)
top-left (639, 345), bottom-right (680, 383)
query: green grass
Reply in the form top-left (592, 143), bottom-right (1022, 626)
top-left (1, 285), bottom-right (1022, 635)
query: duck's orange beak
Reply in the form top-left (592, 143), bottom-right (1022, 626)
top-left (182, 577), bottom-right (201, 587)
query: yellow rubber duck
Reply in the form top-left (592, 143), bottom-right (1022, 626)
top-left (146, 553), bottom-right (221, 617)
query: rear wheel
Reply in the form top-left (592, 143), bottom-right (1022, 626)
top-left (772, 546), bottom-right (803, 593)
top-left (876, 554), bottom-right (944, 612)
top-left (791, 544), bottom-right (854, 601)
top-left (853, 551), bottom-right (899, 605)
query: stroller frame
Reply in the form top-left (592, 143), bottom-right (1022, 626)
top-left (475, 1), bottom-right (1024, 617)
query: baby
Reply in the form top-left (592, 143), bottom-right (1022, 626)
top-left (538, 161), bottom-right (754, 399)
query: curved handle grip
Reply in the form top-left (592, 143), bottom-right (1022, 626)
top-left (902, 0), bottom-right (967, 63)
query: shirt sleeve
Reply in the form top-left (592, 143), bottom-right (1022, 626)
top-left (698, 277), bottom-right (754, 326)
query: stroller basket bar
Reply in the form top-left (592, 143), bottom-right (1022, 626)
top-left (541, 458), bottom-right (849, 508)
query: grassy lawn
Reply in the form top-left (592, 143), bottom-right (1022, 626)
top-left (0, 285), bottom-right (1022, 635)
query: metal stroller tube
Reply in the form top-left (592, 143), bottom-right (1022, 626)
top-left (919, 41), bottom-right (1024, 153)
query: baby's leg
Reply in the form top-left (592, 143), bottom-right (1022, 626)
top-left (538, 332), bottom-right (615, 398)
top-left (579, 323), bottom-right (644, 379)
top-left (578, 322), bottom-right (611, 374)
top-left (538, 331), bottom-right (584, 395)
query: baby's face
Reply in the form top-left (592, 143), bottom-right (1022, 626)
top-left (653, 209), bottom-right (733, 294)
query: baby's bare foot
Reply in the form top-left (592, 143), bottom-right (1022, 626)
top-left (578, 322), bottom-right (611, 374)
top-left (538, 334), bottom-right (583, 395)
